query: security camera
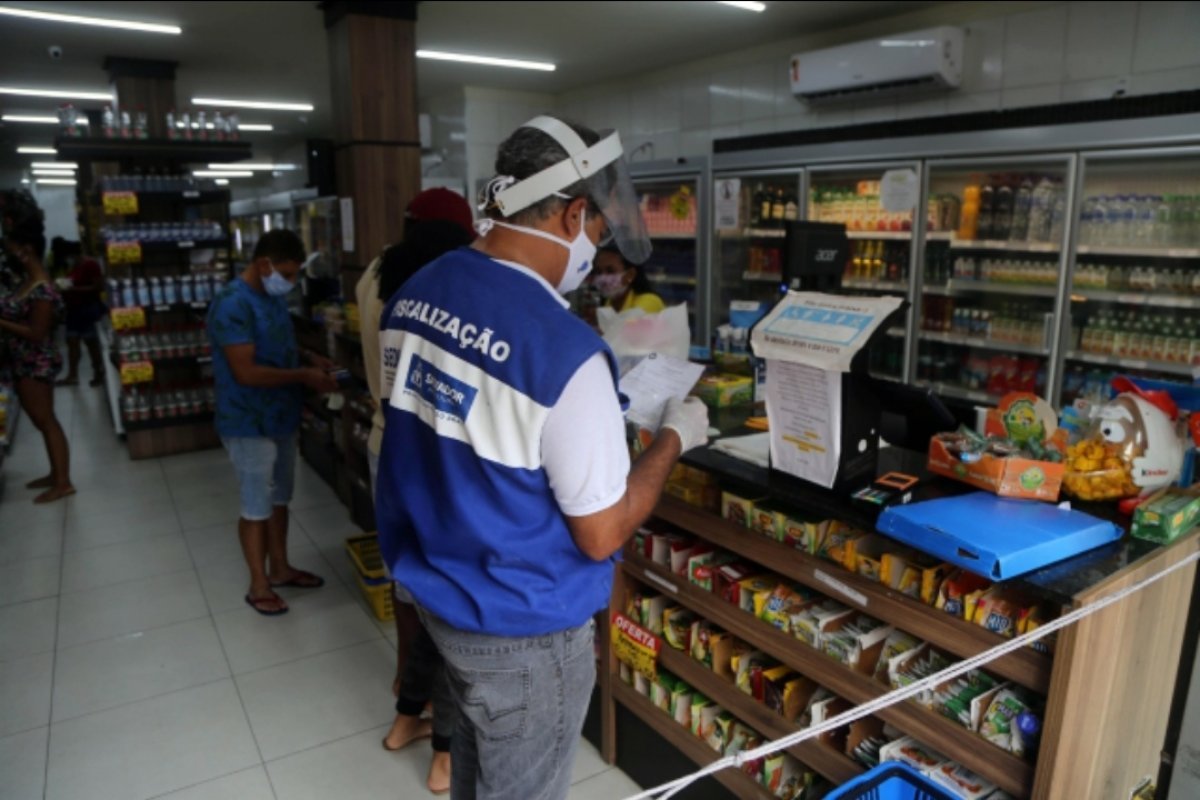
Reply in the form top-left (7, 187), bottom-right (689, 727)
top-left (48, 45), bottom-right (63, 60)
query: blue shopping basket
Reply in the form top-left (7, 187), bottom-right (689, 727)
top-left (824, 762), bottom-right (958, 800)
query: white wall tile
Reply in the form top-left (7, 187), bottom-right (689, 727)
top-left (740, 62), bottom-right (777, 122)
top-left (740, 118), bottom-right (775, 137)
top-left (1134, 0), bottom-right (1200, 73)
top-left (1065, 2), bottom-right (1136, 80)
top-left (960, 17), bottom-right (1006, 93)
top-left (630, 87), bottom-right (656, 136)
top-left (709, 68), bottom-right (742, 126)
top-left (1129, 65), bottom-right (1200, 96)
top-left (606, 94), bottom-right (631, 137)
top-left (945, 91), bottom-right (1002, 115)
top-left (1002, 6), bottom-right (1068, 88)
top-left (681, 77), bottom-right (710, 131)
top-left (1001, 83), bottom-right (1064, 109)
top-left (896, 96), bottom-right (948, 120)
top-left (1062, 77), bottom-right (1131, 103)
top-left (652, 131), bottom-right (681, 161)
top-left (813, 108), bottom-right (854, 129)
top-left (654, 84), bottom-right (682, 135)
top-left (775, 58), bottom-right (800, 116)
top-left (852, 103), bottom-right (898, 124)
top-left (680, 130), bottom-right (712, 157)
top-left (774, 110), bottom-right (817, 133)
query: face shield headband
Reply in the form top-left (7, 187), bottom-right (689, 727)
top-left (484, 116), bottom-right (651, 265)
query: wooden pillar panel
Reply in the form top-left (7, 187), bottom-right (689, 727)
top-left (335, 143), bottom-right (421, 266)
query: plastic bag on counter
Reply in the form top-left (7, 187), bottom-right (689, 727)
top-left (597, 303), bottom-right (690, 375)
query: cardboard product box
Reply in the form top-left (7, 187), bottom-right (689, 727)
top-left (714, 562), bottom-right (757, 605)
top-left (820, 615), bottom-right (895, 675)
top-left (928, 433), bottom-right (1066, 502)
top-left (664, 479), bottom-right (707, 508)
top-left (672, 541), bottom-right (707, 577)
top-left (722, 491), bottom-right (763, 528)
top-left (662, 607), bottom-right (696, 650)
top-left (689, 620), bottom-right (727, 669)
top-left (699, 705), bottom-right (732, 751)
top-left (738, 576), bottom-right (781, 615)
top-left (761, 668), bottom-right (816, 723)
top-left (888, 644), bottom-right (953, 706)
top-left (844, 533), bottom-right (891, 581)
top-left (930, 672), bottom-right (1002, 732)
top-left (782, 514), bottom-right (824, 552)
top-left (734, 650), bottom-right (775, 697)
top-left (813, 519), bottom-right (859, 563)
top-left (844, 716), bottom-right (888, 770)
top-left (880, 550), bottom-right (948, 600)
top-left (669, 680), bottom-right (694, 727)
top-left (650, 672), bottom-right (677, 713)
top-left (683, 465), bottom-right (716, 486)
top-left (751, 503), bottom-right (790, 542)
top-left (758, 584), bottom-right (816, 634)
top-left (879, 735), bottom-right (948, 773)
top-left (634, 670), bottom-right (652, 697)
top-left (694, 374), bottom-right (753, 409)
top-left (689, 693), bottom-right (713, 739)
top-left (649, 532), bottom-right (693, 570)
top-left (1132, 485), bottom-right (1200, 544)
top-left (809, 695), bottom-right (853, 751)
top-left (791, 599), bottom-right (855, 649)
top-left (873, 629), bottom-right (923, 685)
top-left (926, 762), bottom-right (998, 799)
top-left (716, 638), bottom-right (753, 681)
top-left (689, 550), bottom-right (737, 592)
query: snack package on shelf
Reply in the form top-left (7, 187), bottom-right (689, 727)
top-left (648, 531), bottom-right (694, 570)
top-left (673, 541), bottom-right (708, 576)
top-left (689, 620), bottom-right (727, 669)
top-left (752, 503), bottom-right (789, 541)
top-left (980, 687), bottom-right (1040, 758)
top-left (881, 549), bottom-right (950, 602)
top-left (670, 680), bottom-right (694, 727)
top-left (889, 644), bottom-right (953, 705)
top-left (762, 753), bottom-right (813, 800)
top-left (926, 761), bottom-right (998, 799)
top-left (650, 671), bottom-right (678, 713)
top-left (759, 584), bottom-right (816, 633)
top-left (1132, 485), bottom-right (1200, 544)
top-left (634, 670), bottom-right (652, 697)
top-left (1017, 605), bottom-right (1056, 656)
top-left (845, 717), bottom-right (891, 770)
top-left (930, 671), bottom-right (1001, 730)
top-left (971, 587), bottom-right (1027, 638)
top-left (791, 599), bottom-right (855, 649)
top-left (699, 704), bottom-right (733, 751)
top-left (626, 591), bottom-right (669, 635)
top-left (766, 671), bottom-right (817, 724)
top-left (782, 513), bottom-right (825, 552)
top-left (813, 520), bottom-right (860, 563)
top-left (874, 630), bottom-right (923, 685)
top-left (879, 735), bottom-right (949, 773)
top-left (738, 576), bottom-right (780, 615)
top-left (936, 570), bottom-right (992, 620)
top-left (663, 607), bottom-right (697, 650)
top-left (722, 490), bottom-right (764, 527)
top-left (714, 562), bottom-right (758, 604)
top-left (689, 548), bottom-right (737, 591)
top-left (734, 650), bottom-right (775, 697)
top-left (689, 694), bottom-right (713, 738)
top-left (843, 533), bottom-right (893, 581)
top-left (821, 615), bottom-right (895, 674)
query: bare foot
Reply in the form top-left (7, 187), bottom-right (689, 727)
top-left (25, 475), bottom-right (54, 489)
top-left (427, 751), bottom-right (451, 795)
top-left (34, 485), bottom-right (76, 504)
top-left (382, 714), bottom-right (432, 752)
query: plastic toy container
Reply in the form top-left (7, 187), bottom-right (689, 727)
top-left (824, 762), bottom-right (960, 800)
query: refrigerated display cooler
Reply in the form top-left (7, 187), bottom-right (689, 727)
top-left (709, 111), bottom-right (1200, 413)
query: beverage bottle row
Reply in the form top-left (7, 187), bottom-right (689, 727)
top-left (120, 386), bottom-right (214, 423)
top-left (918, 346), bottom-right (1044, 396)
top-left (165, 109), bottom-right (240, 142)
top-left (109, 273), bottom-right (225, 308)
top-left (1078, 194), bottom-right (1200, 249)
top-left (868, 337), bottom-right (904, 378)
top-left (956, 174), bottom-right (1065, 243)
top-left (922, 298), bottom-right (1050, 348)
top-left (748, 185), bottom-right (799, 227)
top-left (98, 174), bottom-right (219, 193)
top-left (116, 328), bottom-right (211, 362)
top-left (746, 244), bottom-right (782, 275)
top-left (101, 220), bottom-right (223, 243)
top-left (810, 183), bottom-right (911, 233)
top-left (1073, 263), bottom-right (1200, 293)
top-left (947, 256), bottom-right (1058, 286)
top-left (99, 105), bottom-right (149, 140)
top-left (1077, 311), bottom-right (1200, 364)
top-left (844, 240), bottom-right (909, 282)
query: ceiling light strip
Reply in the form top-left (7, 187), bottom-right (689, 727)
top-left (415, 50), bottom-right (555, 72)
top-left (0, 86), bottom-right (112, 101)
top-left (716, 1), bottom-right (766, 11)
top-left (0, 6), bottom-right (181, 34)
top-left (31, 161), bottom-right (77, 169)
top-left (207, 163), bottom-right (297, 171)
top-left (17, 146), bottom-right (56, 154)
top-left (36, 178), bottom-right (77, 186)
top-left (192, 97), bottom-right (314, 112)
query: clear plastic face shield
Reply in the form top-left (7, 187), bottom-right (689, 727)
top-left (484, 116), bottom-right (652, 265)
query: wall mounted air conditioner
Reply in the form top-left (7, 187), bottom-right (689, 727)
top-left (790, 26), bottom-right (963, 104)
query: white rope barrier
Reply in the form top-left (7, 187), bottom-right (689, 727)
top-left (621, 547), bottom-right (1200, 800)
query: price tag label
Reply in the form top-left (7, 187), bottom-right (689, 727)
top-left (119, 360), bottom-right (154, 386)
top-left (106, 240), bottom-right (143, 265)
top-left (109, 306), bottom-right (147, 331)
top-left (101, 191), bottom-right (139, 216)
top-left (610, 612), bottom-right (659, 682)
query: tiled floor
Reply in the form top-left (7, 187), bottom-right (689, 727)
top-left (0, 385), bottom-right (641, 800)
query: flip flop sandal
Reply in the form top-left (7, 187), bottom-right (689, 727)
top-left (270, 571), bottom-right (326, 589)
top-left (25, 477), bottom-right (54, 489)
top-left (34, 487), bottom-right (76, 504)
top-left (245, 593), bottom-right (289, 616)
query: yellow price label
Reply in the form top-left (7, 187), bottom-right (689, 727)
top-left (119, 360), bottom-right (154, 386)
top-left (109, 306), bottom-right (147, 331)
top-left (610, 611), bottom-right (659, 682)
top-left (101, 191), bottom-right (139, 216)
top-left (106, 240), bottom-right (143, 265)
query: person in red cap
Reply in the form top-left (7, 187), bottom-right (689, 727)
top-left (354, 187), bottom-right (474, 795)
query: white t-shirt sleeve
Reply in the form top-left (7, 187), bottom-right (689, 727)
top-left (542, 352), bottom-right (631, 517)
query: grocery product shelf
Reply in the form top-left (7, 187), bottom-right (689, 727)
top-left (926, 231), bottom-right (955, 241)
top-left (742, 271), bottom-right (785, 283)
top-left (949, 239), bottom-right (1060, 254)
top-left (845, 231), bottom-right (912, 241)
top-left (648, 232), bottom-right (698, 240)
top-left (625, 550), bottom-right (1034, 798)
top-left (96, 189), bottom-right (229, 206)
top-left (652, 631), bottom-right (865, 786)
top-left (96, 325), bottom-right (126, 436)
top-left (924, 281), bottom-right (1058, 298)
top-left (913, 380), bottom-right (1001, 406)
top-left (653, 496), bottom-right (1052, 693)
top-left (123, 411), bottom-right (214, 434)
top-left (610, 681), bottom-right (776, 800)
top-left (918, 331), bottom-right (1050, 357)
top-left (1064, 350), bottom-right (1194, 377)
top-left (104, 238), bottom-right (230, 252)
top-left (842, 279), bottom-right (908, 293)
top-left (1076, 245), bottom-right (1200, 259)
top-left (110, 353), bottom-right (212, 369)
top-left (1069, 289), bottom-right (1200, 309)
top-left (720, 228), bottom-right (787, 240)
top-left (647, 274), bottom-right (699, 287)
top-left (56, 137), bottom-right (252, 163)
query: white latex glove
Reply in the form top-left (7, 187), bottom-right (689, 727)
top-left (660, 396), bottom-right (710, 453)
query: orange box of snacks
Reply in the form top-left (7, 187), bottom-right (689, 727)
top-left (927, 435), bottom-right (1065, 502)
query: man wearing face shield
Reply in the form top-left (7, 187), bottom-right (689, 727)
top-left (375, 117), bottom-right (710, 799)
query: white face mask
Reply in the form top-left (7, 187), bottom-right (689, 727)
top-left (592, 272), bottom-right (627, 300)
top-left (477, 208), bottom-right (597, 295)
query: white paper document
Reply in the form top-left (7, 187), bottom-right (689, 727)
top-left (766, 361), bottom-right (842, 489)
top-left (751, 292), bottom-right (903, 372)
top-left (618, 353), bottom-right (705, 430)
top-left (714, 178), bottom-right (741, 230)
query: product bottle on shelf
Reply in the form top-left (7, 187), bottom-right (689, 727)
top-left (119, 109), bottom-right (132, 139)
top-left (102, 105), bottom-right (116, 139)
top-left (756, 185), bottom-right (771, 227)
top-left (228, 112), bottom-right (240, 141)
top-left (771, 188), bottom-right (786, 226)
top-left (992, 179), bottom-right (1014, 241)
top-left (977, 178), bottom-right (996, 240)
top-left (1010, 177), bottom-right (1033, 242)
top-left (135, 107), bottom-right (148, 140)
top-left (195, 110), bottom-right (208, 141)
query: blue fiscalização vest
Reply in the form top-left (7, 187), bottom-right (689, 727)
top-left (376, 247), bottom-right (621, 636)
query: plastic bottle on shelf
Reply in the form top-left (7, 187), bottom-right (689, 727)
top-left (958, 181), bottom-right (980, 241)
top-left (166, 109), bottom-right (177, 141)
top-left (228, 112), bottom-right (240, 141)
top-left (992, 179), bottom-right (1014, 241)
top-left (1009, 176), bottom-right (1033, 242)
top-left (977, 178), bottom-right (996, 240)
top-left (102, 105), bottom-right (116, 139)
top-left (119, 109), bottom-right (132, 139)
top-left (212, 111), bottom-right (226, 142)
top-left (135, 107), bottom-right (148, 140)
top-left (163, 276), bottom-right (178, 304)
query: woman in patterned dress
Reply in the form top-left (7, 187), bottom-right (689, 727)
top-left (0, 215), bottom-right (74, 503)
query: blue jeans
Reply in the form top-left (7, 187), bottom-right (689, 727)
top-left (221, 435), bottom-right (297, 521)
top-left (416, 608), bottom-right (596, 800)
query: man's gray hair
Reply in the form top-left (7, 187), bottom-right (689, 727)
top-left (482, 117), bottom-right (601, 225)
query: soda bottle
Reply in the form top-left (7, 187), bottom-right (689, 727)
top-left (119, 109), bottom-right (132, 139)
top-left (992, 179), bottom-right (1015, 241)
top-left (102, 105), bottom-right (116, 139)
top-left (166, 109), bottom-right (177, 141)
top-left (228, 112), bottom-right (240, 141)
top-left (977, 179), bottom-right (995, 240)
top-left (1009, 177), bottom-right (1033, 242)
top-left (135, 107), bottom-right (148, 140)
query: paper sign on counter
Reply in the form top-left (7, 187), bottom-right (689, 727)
top-left (767, 361), bottom-right (843, 489)
top-left (753, 292), bottom-right (903, 372)
top-left (619, 352), bottom-right (705, 430)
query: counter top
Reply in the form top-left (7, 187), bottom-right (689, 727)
top-left (685, 406), bottom-right (1174, 608)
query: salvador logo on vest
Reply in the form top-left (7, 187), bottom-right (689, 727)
top-left (404, 353), bottom-right (479, 423)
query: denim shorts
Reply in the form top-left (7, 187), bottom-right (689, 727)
top-left (221, 435), bottom-right (297, 521)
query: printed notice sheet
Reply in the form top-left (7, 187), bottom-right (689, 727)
top-left (751, 292), bottom-right (904, 372)
top-left (619, 352), bottom-right (705, 430)
top-left (766, 361), bottom-right (842, 488)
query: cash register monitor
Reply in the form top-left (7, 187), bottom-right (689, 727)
top-left (782, 220), bottom-right (850, 293)
top-left (877, 380), bottom-right (958, 451)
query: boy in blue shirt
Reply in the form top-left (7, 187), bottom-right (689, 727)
top-left (208, 229), bottom-right (339, 616)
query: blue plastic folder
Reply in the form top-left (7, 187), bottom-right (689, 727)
top-left (876, 492), bottom-right (1123, 580)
